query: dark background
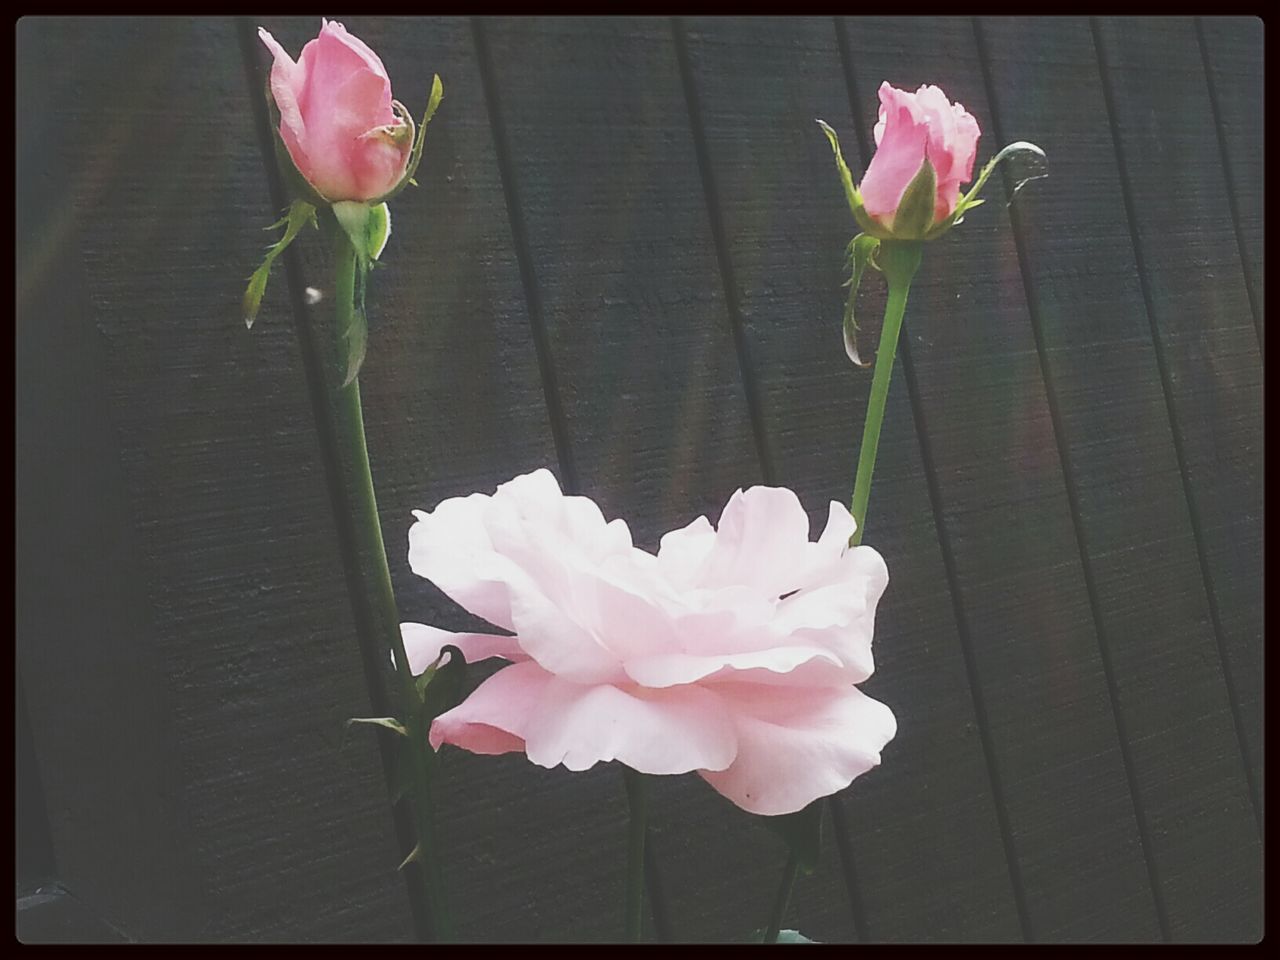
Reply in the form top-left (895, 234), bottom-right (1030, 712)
top-left (16, 16), bottom-right (1262, 943)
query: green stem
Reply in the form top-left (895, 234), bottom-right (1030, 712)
top-left (849, 240), bottom-right (922, 547)
top-left (623, 767), bottom-right (648, 942)
top-left (327, 225), bottom-right (453, 940)
top-left (763, 851), bottom-right (799, 944)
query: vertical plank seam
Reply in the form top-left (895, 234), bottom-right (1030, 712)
top-left (834, 16), bottom-right (1034, 942)
top-left (971, 17), bottom-right (1169, 940)
top-left (470, 16), bottom-right (580, 496)
top-left (1089, 17), bottom-right (1261, 833)
top-left (470, 17), bottom-right (673, 941)
top-left (235, 18), bottom-right (432, 943)
top-left (670, 16), bottom-right (777, 487)
top-left (670, 16), bottom-right (868, 944)
top-left (1194, 17), bottom-right (1263, 355)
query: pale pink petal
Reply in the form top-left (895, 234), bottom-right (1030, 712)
top-left (431, 661), bottom-right (738, 776)
top-left (699, 683), bottom-right (897, 816)
top-left (623, 644), bottom-right (843, 688)
top-left (524, 675), bottom-right (737, 775)
top-left (701, 486), bottom-right (813, 598)
top-left (815, 500), bottom-right (857, 558)
top-left (429, 660), bottom-right (551, 755)
top-left (407, 496), bottom-right (520, 632)
top-left (506, 577), bottom-right (626, 684)
top-left (657, 514), bottom-right (716, 586)
top-left (258, 28), bottom-right (309, 163)
top-left (400, 622), bottom-right (529, 674)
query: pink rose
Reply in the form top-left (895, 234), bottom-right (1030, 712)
top-left (258, 19), bottom-right (413, 203)
top-left (401, 470), bottom-right (896, 817)
top-left (859, 82), bottom-right (981, 234)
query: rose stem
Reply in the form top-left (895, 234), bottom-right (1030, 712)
top-left (848, 239), bottom-right (923, 547)
top-left (763, 850), bottom-right (800, 943)
top-left (623, 766), bottom-right (649, 941)
top-left (327, 223), bottom-right (453, 940)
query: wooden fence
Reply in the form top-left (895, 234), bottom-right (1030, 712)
top-left (16, 16), bottom-right (1262, 943)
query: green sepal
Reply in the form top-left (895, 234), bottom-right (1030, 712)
top-left (758, 798), bottom-right (823, 875)
top-left (345, 716), bottom-right (408, 737)
top-left (242, 199), bottom-right (317, 329)
top-left (888, 157), bottom-right (938, 240)
top-left (926, 140), bottom-right (1046, 239)
top-left (853, 204), bottom-right (896, 240)
top-left (331, 202), bottom-right (392, 386)
top-left (842, 233), bottom-right (881, 367)
top-left (415, 644), bottom-right (469, 727)
top-left (815, 119), bottom-right (861, 219)
top-left (372, 74), bottom-right (444, 205)
top-left (332, 201), bottom-right (392, 267)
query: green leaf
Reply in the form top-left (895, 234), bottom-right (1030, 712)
top-left (815, 119), bottom-right (861, 219)
top-left (374, 74), bottom-right (444, 204)
top-left (758, 799), bottom-right (823, 875)
top-left (345, 716), bottom-right (408, 737)
top-left (889, 157), bottom-right (938, 240)
top-left (842, 233), bottom-right (881, 367)
top-left (242, 199), bottom-right (316, 329)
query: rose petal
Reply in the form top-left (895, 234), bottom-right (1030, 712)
top-left (623, 644), bottom-right (843, 688)
top-left (701, 486), bottom-right (813, 598)
top-left (258, 28), bottom-right (309, 163)
top-left (431, 661), bottom-right (738, 775)
top-left (698, 683), bottom-right (897, 816)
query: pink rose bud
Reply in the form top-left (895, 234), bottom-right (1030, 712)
top-left (859, 82), bottom-right (981, 237)
top-left (258, 20), bottom-right (413, 203)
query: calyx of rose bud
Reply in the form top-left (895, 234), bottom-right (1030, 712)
top-left (817, 119), bottom-right (1046, 243)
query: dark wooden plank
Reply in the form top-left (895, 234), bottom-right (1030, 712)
top-left (477, 15), bottom-right (785, 943)
top-left (978, 17), bottom-right (1262, 942)
top-left (1196, 17), bottom-right (1263, 340)
top-left (839, 16), bottom-right (1160, 941)
top-left (1094, 13), bottom-right (1263, 835)
top-left (679, 16), bottom-right (1020, 942)
top-left (18, 17), bottom-right (415, 941)
top-left (17, 887), bottom-right (131, 944)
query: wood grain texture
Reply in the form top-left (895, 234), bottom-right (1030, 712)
top-left (18, 17), bottom-right (413, 941)
top-left (1196, 17), bottom-right (1263, 339)
top-left (476, 15), bottom-right (787, 943)
top-left (1094, 17), bottom-right (1263, 845)
top-left (678, 16), bottom-right (1020, 942)
top-left (840, 16), bottom-right (1161, 941)
top-left (978, 17), bottom-right (1262, 942)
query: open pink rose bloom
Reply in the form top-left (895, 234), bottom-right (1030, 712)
top-left (860, 82), bottom-right (981, 230)
top-left (402, 470), bottom-right (897, 816)
top-left (259, 19), bottom-right (412, 202)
